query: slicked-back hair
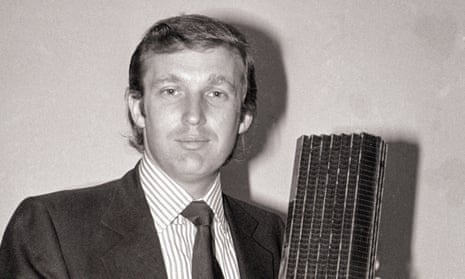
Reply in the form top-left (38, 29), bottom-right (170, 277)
top-left (127, 14), bottom-right (257, 152)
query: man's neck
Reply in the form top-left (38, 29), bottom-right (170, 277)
top-left (142, 152), bottom-right (220, 200)
top-left (173, 174), bottom-right (218, 200)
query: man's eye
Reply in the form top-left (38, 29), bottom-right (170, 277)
top-left (207, 91), bottom-right (227, 99)
top-left (161, 88), bottom-right (178, 96)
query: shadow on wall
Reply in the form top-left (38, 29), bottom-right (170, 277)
top-left (377, 141), bottom-right (420, 279)
top-left (220, 18), bottom-right (288, 218)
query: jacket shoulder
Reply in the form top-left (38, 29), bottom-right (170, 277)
top-left (23, 168), bottom-right (137, 217)
top-left (224, 195), bottom-right (283, 221)
top-left (223, 194), bottom-right (285, 235)
top-left (20, 178), bottom-right (118, 221)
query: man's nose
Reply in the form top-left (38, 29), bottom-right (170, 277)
top-left (182, 95), bottom-right (206, 126)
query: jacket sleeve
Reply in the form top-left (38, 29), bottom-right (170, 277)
top-left (0, 197), bottom-right (70, 279)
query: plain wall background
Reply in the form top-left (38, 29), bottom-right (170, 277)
top-left (1, 1), bottom-right (464, 278)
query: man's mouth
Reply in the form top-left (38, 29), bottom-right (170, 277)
top-left (176, 138), bottom-right (210, 150)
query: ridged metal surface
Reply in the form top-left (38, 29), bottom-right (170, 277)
top-left (279, 133), bottom-right (387, 279)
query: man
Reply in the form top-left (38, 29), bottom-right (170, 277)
top-left (0, 14), bottom-right (284, 278)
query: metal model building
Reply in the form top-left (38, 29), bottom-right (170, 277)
top-left (279, 133), bottom-right (387, 279)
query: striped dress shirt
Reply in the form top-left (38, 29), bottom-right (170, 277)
top-left (139, 154), bottom-right (241, 279)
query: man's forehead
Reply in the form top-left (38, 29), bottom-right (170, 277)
top-left (141, 46), bottom-right (245, 81)
top-left (142, 45), bottom-right (244, 66)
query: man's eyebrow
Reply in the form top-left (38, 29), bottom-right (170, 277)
top-left (151, 74), bottom-right (181, 86)
top-left (208, 74), bottom-right (236, 89)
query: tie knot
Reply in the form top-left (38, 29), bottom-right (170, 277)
top-left (181, 201), bottom-right (214, 227)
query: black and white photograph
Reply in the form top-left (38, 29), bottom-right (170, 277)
top-left (1, 1), bottom-right (464, 278)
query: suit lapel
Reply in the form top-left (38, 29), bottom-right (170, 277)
top-left (99, 168), bottom-right (168, 279)
top-left (223, 196), bottom-right (275, 279)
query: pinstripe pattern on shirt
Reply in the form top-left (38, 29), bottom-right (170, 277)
top-left (139, 154), bottom-right (240, 279)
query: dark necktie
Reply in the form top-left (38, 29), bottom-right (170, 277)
top-left (181, 201), bottom-right (224, 279)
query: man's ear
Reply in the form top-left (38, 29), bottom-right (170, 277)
top-left (238, 111), bottom-right (253, 134)
top-left (127, 89), bottom-right (145, 128)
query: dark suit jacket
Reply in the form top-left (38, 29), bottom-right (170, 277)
top-left (0, 167), bottom-right (284, 278)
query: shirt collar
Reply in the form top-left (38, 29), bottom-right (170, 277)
top-left (138, 153), bottom-right (225, 232)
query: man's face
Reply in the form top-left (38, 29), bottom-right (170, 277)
top-left (129, 47), bottom-right (253, 192)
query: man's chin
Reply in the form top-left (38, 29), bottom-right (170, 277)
top-left (171, 155), bottom-right (210, 175)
